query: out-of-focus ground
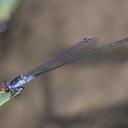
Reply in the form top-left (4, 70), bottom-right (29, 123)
top-left (0, 0), bottom-right (128, 128)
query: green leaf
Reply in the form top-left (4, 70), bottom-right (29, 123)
top-left (0, 91), bottom-right (11, 106)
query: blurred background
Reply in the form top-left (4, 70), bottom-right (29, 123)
top-left (0, 0), bottom-right (128, 128)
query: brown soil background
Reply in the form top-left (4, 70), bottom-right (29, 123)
top-left (0, 0), bottom-right (128, 128)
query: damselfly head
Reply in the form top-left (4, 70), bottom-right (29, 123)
top-left (0, 82), bottom-right (10, 93)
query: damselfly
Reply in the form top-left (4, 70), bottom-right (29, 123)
top-left (0, 37), bottom-right (128, 106)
